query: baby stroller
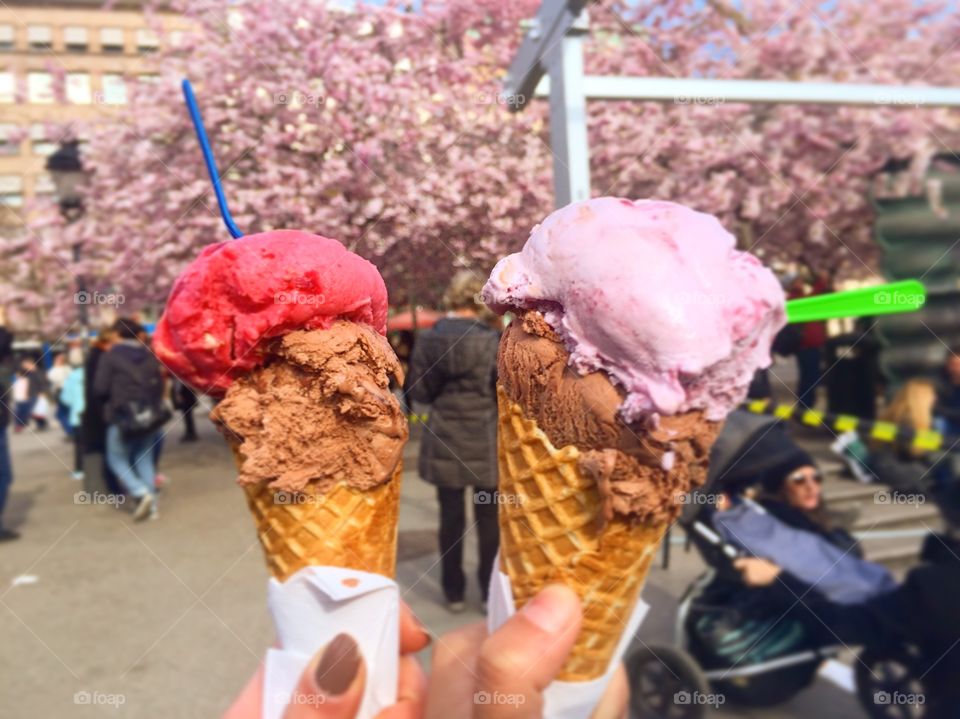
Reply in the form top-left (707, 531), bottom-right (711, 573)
top-left (625, 411), bottom-right (931, 719)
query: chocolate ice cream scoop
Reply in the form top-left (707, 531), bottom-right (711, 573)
top-left (498, 311), bottom-right (720, 525)
top-left (211, 321), bottom-right (408, 494)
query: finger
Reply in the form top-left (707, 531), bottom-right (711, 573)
top-left (223, 663), bottom-right (264, 719)
top-left (732, 558), bottom-right (747, 569)
top-left (424, 622), bottom-right (488, 719)
top-left (590, 663), bottom-right (628, 719)
top-left (375, 655), bottom-right (428, 719)
top-left (399, 601), bottom-right (431, 655)
top-left (284, 633), bottom-right (366, 719)
top-left (475, 584), bottom-right (582, 718)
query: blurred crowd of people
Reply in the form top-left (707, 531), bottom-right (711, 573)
top-left (0, 314), bottom-right (196, 540)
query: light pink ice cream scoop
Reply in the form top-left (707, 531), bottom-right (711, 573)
top-left (482, 197), bottom-right (786, 423)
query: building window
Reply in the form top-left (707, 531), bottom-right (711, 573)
top-left (0, 25), bottom-right (14, 51)
top-left (136, 28), bottom-right (159, 53)
top-left (0, 72), bottom-right (14, 104)
top-left (30, 125), bottom-right (56, 156)
top-left (64, 26), bottom-right (88, 53)
top-left (100, 27), bottom-right (124, 54)
top-left (27, 25), bottom-right (52, 51)
top-left (66, 73), bottom-right (91, 104)
top-left (27, 72), bottom-right (54, 104)
top-left (34, 174), bottom-right (56, 196)
top-left (100, 74), bottom-right (127, 105)
top-left (0, 124), bottom-right (19, 156)
top-left (0, 175), bottom-right (24, 208)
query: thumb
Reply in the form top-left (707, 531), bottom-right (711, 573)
top-left (475, 584), bottom-right (582, 718)
top-left (284, 633), bottom-right (366, 719)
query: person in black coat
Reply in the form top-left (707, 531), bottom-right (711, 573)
top-left (93, 318), bottom-right (167, 521)
top-left (0, 307), bottom-right (17, 540)
top-left (405, 270), bottom-right (500, 612)
top-left (172, 379), bottom-right (199, 442)
top-left (83, 328), bottom-right (124, 497)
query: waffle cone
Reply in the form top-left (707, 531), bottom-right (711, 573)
top-left (496, 386), bottom-right (666, 681)
top-left (233, 446), bottom-right (402, 582)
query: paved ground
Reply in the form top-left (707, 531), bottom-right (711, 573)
top-left (0, 398), bottom-right (867, 718)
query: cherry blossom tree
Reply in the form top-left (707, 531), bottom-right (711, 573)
top-left (590, 0), bottom-right (960, 275)
top-left (4, 0), bottom-right (959, 335)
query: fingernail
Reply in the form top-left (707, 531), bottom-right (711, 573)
top-left (313, 633), bottom-right (361, 696)
top-left (412, 612), bottom-right (433, 643)
top-left (520, 584), bottom-right (576, 633)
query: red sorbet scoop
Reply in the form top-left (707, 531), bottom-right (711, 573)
top-left (153, 230), bottom-right (388, 396)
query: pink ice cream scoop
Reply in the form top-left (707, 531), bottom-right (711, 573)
top-left (482, 197), bottom-right (786, 423)
top-left (154, 230), bottom-right (388, 397)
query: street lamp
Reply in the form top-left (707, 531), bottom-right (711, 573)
top-left (45, 141), bottom-right (90, 336)
top-left (46, 140), bottom-right (86, 221)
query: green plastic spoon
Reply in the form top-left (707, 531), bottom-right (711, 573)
top-left (785, 279), bottom-right (926, 324)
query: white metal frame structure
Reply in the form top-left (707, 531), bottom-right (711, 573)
top-left (503, 0), bottom-right (960, 208)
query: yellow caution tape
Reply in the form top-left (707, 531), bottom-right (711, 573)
top-left (741, 402), bottom-right (948, 453)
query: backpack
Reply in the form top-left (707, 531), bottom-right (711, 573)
top-left (110, 353), bottom-right (172, 440)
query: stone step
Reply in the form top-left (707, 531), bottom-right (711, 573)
top-left (851, 498), bottom-right (941, 531)
top-left (822, 480), bottom-right (879, 506)
top-left (857, 531), bottom-right (931, 571)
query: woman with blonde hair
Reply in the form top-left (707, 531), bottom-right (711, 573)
top-left (881, 379), bottom-right (938, 447)
top-left (405, 269), bottom-right (500, 612)
top-left (854, 379), bottom-right (947, 493)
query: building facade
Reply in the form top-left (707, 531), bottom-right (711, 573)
top-left (0, 0), bottom-right (189, 228)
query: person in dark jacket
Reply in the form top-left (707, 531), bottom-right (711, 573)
top-left (94, 318), bottom-right (167, 521)
top-left (405, 270), bottom-right (500, 612)
top-left (731, 448), bottom-right (864, 596)
top-left (172, 379), bottom-right (198, 443)
top-left (787, 272), bottom-right (831, 408)
top-left (0, 307), bottom-right (18, 540)
top-left (83, 328), bottom-right (123, 496)
top-left (854, 530), bottom-right (960, 718)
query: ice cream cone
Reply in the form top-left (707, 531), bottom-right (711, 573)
top-left (234, 444), bottom-right (402, 582)
top-left (210, 323), bottom-right (409, 584)
top-left (496, 386), bottom-right (668, 682)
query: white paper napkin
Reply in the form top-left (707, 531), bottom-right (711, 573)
top-left (262, 566), bottom-right (399, 719)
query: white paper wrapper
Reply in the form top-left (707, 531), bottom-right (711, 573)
top-left (487, 555), bottom-right (649, 719)
top-left (262, 566), bottom-right (399, 719)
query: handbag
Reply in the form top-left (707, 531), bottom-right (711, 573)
top-left (113, 399), bottom-right (172, 439)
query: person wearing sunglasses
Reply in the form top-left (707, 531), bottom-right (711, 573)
top-left (722, 445), bottom-right (896, 606)
top-left (730, 448), bottom-right (858, 586)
